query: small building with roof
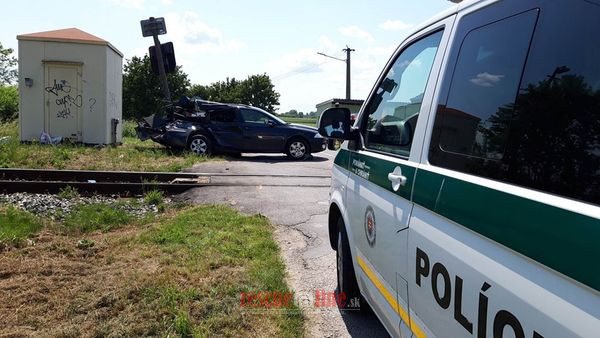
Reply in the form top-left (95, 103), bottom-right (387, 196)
top-left (17, 28), bottom-right (123, 144)
top-left (315, 98), bottom-right (364, 119)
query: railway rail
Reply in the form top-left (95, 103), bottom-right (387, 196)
top-left (0, 168), bottom-right (330, 196)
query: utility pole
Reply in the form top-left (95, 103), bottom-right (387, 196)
top-left (152, 32), bottom-right (171, 102)
top-left (317, 45), bottom-right (355, 99)
top-left (343, 46), bottom-right (355, 100)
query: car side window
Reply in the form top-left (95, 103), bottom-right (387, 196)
top-left (362, 30), bottom-right (443, 157)
top-left (240, 108), bottom-right (271, 124)
top-left (430, 3), bottom-right (600, 205)
top-left (210, 109), bottom-right (236, 123)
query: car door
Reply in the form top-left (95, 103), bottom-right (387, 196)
top-left (207, 108), bottom-right (245, 150)
top-left (346, 18), bottom-right (452, 338)
top-left (239, 108), bottom-right (286, 152)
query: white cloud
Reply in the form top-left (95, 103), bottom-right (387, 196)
top-left (318, 35), bottom-right (336, 52)
top-left (339, 26), bottom-right (374, 42)
top-left (164, 11), bottom-right (245, 54)
top-left (267, 48), bottom-right (326, 80)
top-left (106, 0), bottom-right (145, 9)
top-left (162, 0), bottom-right (173, 4)
top-left (127, 47), bottom-right (148, 58)
top-left (470, 72), bottom-right (504, 87)
top-left (367, 44), bottom-right (397, 57)
top-left (379, 20), bottom-right (413, 31)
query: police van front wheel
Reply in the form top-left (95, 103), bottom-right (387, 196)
top-left (336, 218), bottom-right (363, 310)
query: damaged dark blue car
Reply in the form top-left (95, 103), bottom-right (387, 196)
top-left (136, 99), bottom-right (327, 160)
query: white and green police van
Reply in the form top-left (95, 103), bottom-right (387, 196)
top-left (317, 0), bottom-right (600, 337)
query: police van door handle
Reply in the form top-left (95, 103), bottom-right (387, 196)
top-left (388, 166), bottom-right (407, 191)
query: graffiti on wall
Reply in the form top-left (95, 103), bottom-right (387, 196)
top-left (88, 98), bottom-right (97, 113)
top-left (45, 79), bottom-right (83, 119)
top-left (108, 91), bottom-right (118, 113)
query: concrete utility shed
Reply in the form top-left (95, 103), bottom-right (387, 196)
top-left (17, 28), bottom-right (123, 144)
top-left (316, 98), bottom-right (364, 118)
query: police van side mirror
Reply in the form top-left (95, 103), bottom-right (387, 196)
top-left (318, 107), bottom-right (352, 140)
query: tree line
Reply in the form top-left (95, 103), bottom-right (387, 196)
top-left (123, 55), bottom-right (280, 120)
top-left (0, 42), bottom-right (18, 122)
top-left (279, 109), bottom-right (317, 118)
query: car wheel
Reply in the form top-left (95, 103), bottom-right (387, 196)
top-left (188, 134), bottom-right (212, 156)
top-left (286, 139), bottom-right (309, 160)
top-left (336, 218), bottom-right (362, 310)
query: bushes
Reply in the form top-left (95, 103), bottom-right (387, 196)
top-left (0, 85), bottom-right (18, 122)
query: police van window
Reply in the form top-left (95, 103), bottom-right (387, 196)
top-left (210, 109), bottom-right (236, 123)
top-left (363, 30), bottom-right (443, 157)
top-left (430, 2), bottom-right (600, 205)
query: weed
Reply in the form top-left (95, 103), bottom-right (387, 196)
top-left (122, 120), bottom-right (138, 138)
top-left (58, 186), bottom-right (80, 199)
top-left (64, 203), bottom-right (132, 233)
top-left (105, 255), bottom-right (116, 265)
top-left (144, 190), bottom-right (164, 206)
top-left (173, 310), bottom-right (193, 336)
top-left (76, 238), bottom-right (95, 249)
top-left (0, 205), bottom-right (43, 248)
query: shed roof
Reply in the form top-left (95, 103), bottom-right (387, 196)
top-left (316, 98), bottom-right (364, 107)
top-left (17, 28), bottom-right (123, 57)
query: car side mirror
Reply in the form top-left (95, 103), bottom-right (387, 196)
top-left (266, 120), bottom-right (276, 127)
top-left (318, 107), bottom-right (352, 140)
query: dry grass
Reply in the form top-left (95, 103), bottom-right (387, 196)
top-left (0, 205), bottom-right (304, 337)
top-left (0, 120), bottom-right (219, 172)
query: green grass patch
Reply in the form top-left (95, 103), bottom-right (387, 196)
top-left (140, 205), bottom-right (304, 337)
top-left (0, 120), bottom-right (219, 171)
top-left (0, 205), bottom-right (43, 248)
top-left (280, 116), bottom-right (317, 127)
top-left (64, 203), bottom-right (133, 233)
top-left (144, 189), bottom-right (164, 206)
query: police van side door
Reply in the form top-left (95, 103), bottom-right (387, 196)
top-left (409, 1), bottom-right (600, 337)
top-left (346, 18), bottom-right (452, 337)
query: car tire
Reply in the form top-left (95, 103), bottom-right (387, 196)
top-left (286, 138), bottom-right (309, 160)
top-left (336, 217), bottom-right (362, 310)
top-left (188, 134), bottom-right (212, 156)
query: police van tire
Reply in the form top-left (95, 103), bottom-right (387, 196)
top-left (336, 218), bottom-right (362, 310)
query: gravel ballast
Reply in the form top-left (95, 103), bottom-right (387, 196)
top-left (0, 192), bottom-right (164, 220)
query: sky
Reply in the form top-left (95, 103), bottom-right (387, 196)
top-left (1, 0), bottom-right (454, 113)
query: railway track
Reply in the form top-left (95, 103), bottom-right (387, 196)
top-left (0, 168), bottom-right (330, 196)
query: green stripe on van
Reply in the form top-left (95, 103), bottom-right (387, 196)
top-left (336, 148), bottom-right (600, 291)
top-left (349, 151), bottom-right (416, 200)
top-left (334, 147), bottom-right (350, 170)
top-left (413, 168), bottom-right (600, 292)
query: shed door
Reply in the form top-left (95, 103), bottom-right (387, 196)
top-left (44, 63), bottom-right (82, 141)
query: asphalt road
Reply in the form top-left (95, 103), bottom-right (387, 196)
top-left (178, 150), bottom-right (389, 337)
